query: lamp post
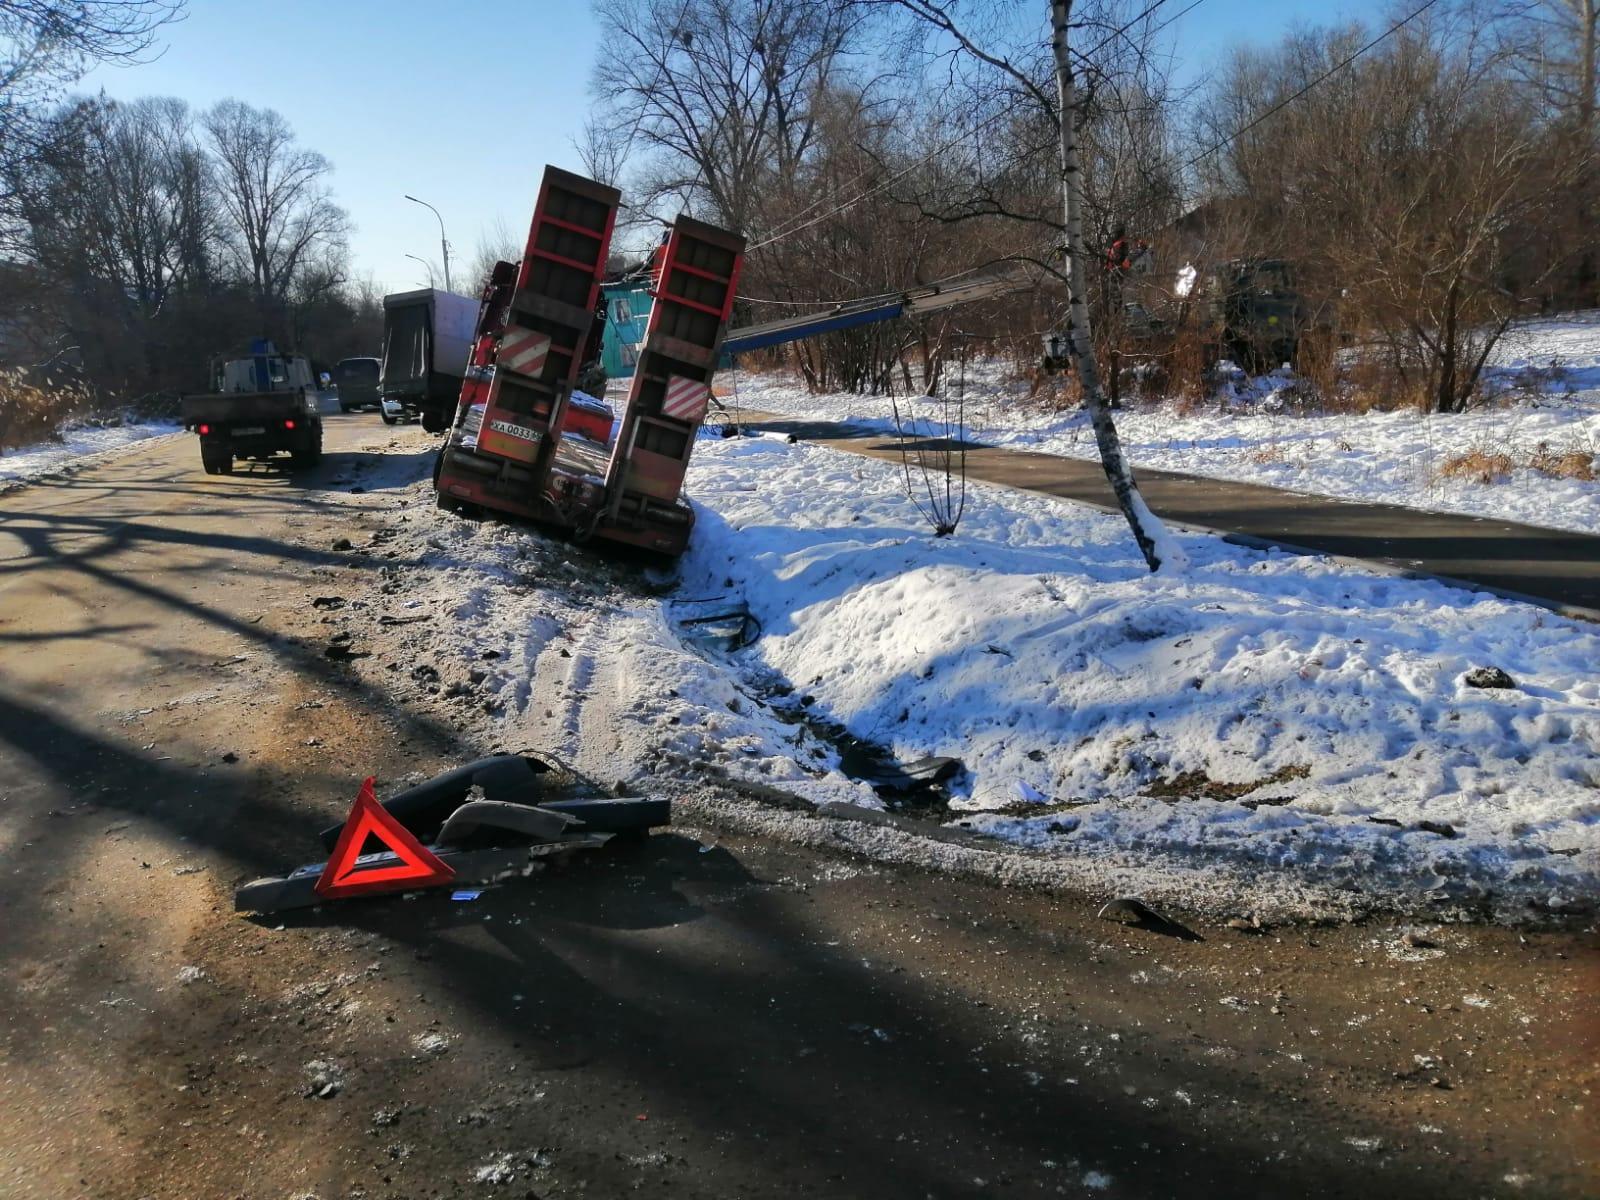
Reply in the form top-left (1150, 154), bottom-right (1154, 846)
top-left (404, 194), bottom-right (451, 292)
top-left (403, 253), bottom-right (435, 287)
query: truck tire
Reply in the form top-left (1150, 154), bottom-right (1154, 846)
top-left (381, 410), bottom-right (398, 425)
top-left (421, 410), bottom-right (448, 434)
top-left (290, 431), bottom-right (323, 470)
top-left (200, 442), bottom-right (232, 475)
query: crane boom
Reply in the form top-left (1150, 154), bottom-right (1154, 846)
top-left (720, 269), bottom-right (1034, 358)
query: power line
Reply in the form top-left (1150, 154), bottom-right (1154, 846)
top-left (1183, 0), bottom-right (1446, 168)
top-left (747, 0), bottom-right (1204, 254)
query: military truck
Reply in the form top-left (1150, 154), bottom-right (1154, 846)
top-left (1193, 258), bottom-right (1312, 372)
top-left (181, 345), bottom-right (323, 475)
top-left (1112, 256), bottom-right (1317, 376)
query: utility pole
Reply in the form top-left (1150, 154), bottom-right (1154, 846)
top-left (1049, 0), bottom-right (1178, 573)
top-left (405, 194), bottom-right (452, 293)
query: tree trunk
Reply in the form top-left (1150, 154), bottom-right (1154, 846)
top-left (1050, 0), bottom-right (1180, 572)
top-left (1436, 278), bottom-right (1461, 414)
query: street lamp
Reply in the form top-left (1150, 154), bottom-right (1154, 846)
top-left (404, 253), bottom-right (435, 287)
top-left (404, 194), bottom-right (451, 293)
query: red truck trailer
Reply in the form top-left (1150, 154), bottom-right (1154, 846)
top-left (434, 165), bottom-right (744, 557)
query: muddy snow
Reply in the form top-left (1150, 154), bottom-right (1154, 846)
top-left (0, 418), bottom-right (182, 487)
top-left (323, 415), bottom-right (1596, 924)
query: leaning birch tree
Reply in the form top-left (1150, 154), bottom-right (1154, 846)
top-left (1048, 0), bottom-right (1181, 571)
top-left (882, 0), bottom-right (1181, 571)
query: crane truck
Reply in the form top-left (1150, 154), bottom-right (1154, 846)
top-left (181, 342), bottom-right (323, 475)
top-left (431, 165), bottom-right (1029, 556)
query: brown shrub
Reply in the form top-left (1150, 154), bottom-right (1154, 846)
top-left (1530, 444), bottom-right (1596, 481)
top-left (0, 370), bottom-right (98, 452)
top-left (1439, 449), bottom-right (1515, 483)
top-left (1246, 443), bottom-right (1289, 465)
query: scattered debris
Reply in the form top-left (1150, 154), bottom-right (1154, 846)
top-left (1098, 896), bottom-right (1160, 924)
top-left (303, 1060), bottom-right (344, 1099)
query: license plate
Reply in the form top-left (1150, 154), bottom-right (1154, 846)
top-left (234, 426), bottom-right (266, 436)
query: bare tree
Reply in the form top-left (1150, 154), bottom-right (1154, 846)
top-left (0, 0), bottom-right (184, 232)
top-left (589, 0), bottom-right (867, 233)
top-left (1498, 0), bottom-right (1598, 132)
top-left (201, 99), bottom-right (349, 333)
top-left (1195, 18), bottom-right (1584, 411)
top-left (875, 0), bottom-right (1180, 571)
top-left (465, 215), bottom-right (521, 295)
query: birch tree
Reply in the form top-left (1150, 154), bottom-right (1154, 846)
top-left (882, 0), bottom-right (1182, 571)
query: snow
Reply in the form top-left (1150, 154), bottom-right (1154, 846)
top-left (723, 310), bottom-right (1600, 534)
top-left (679, 428), bottom-right (1599, 915)
top-left (0, 417), bottom-right (181, 488)
top-left (335, 404), bottom-right (1596, 921)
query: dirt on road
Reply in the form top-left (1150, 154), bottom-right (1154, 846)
top-left (1, 417), bottom-right (1594, 1199)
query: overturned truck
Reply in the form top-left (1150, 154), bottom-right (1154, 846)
top-left (433, 166), bottom-right (743, 557)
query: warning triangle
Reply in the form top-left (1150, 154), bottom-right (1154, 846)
top-left (314, 777), bottom-right (455, 900)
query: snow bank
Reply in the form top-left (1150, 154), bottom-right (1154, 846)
top-left (680, 430), bottom-right (1599, 914)
top-left (726, 310), bottom-right (1600, 534)
top-left (0, 418), bottom-right (181, 488)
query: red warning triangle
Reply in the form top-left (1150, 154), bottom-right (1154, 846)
top-left (314, 777), bottom-right (455, 900)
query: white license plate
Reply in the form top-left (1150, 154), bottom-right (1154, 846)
top-left (233, 426), bottom-right (266, 436)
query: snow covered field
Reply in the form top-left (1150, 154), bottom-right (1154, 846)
top-left (727, 311), bottom-right (1600, 534)
top-left (679, 433), bottom-right (1598, 918)
top-left (0, 417), bottom-right (181, 488)
top-left (346, 422), bottom-right (1597, 923)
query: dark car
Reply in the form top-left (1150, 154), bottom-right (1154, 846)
top-left (333, 356), bottom-right (381, 412)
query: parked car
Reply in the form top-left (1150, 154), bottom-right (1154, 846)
top-left (380, 394), bottom-right (420, 425)
top-left (333, 356), bottom-right (382, 412)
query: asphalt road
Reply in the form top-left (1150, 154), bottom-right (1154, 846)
top-left (735, 411), bottom-right (1600, 618)
top-left (0, 416), bottom-right (1595, 1199)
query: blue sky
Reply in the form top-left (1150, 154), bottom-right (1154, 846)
top-left (78, 0), bottom-right (1385, 295)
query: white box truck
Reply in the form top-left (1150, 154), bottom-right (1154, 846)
top-left (379, 288), bottom-right (478, 432)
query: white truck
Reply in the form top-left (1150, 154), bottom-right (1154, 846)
top-left (380, 288), bottom-right (478, 432)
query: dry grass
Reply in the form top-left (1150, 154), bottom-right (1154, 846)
top-left (0, 369), bottom-right (100, 453)
top-left (1439, 448), bottom-right (1516, 483)
top-left (1529, 443), bottom-right (1596, 481)
top-left (1438, 442), bottom-right (1597, 486)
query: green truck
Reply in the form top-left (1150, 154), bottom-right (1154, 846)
top-left (181, 347), bottom-right (323, 475)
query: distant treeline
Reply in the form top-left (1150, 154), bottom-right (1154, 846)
top-left (1, 94), bottom-right (382, 400)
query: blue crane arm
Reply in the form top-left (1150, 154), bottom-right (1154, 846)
top-left (601, 268), bottom-right (1033, 378)
top-left (721, 269), bottom-right (1034, 359)
top-left (721, 298), bottom-right (907, 355)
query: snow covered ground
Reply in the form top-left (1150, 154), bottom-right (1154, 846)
top-left (340, 420), bottom-right (1597, 924)
top-left (725, 310), bottom-right (1600, 534)
top-left (679, 432), bottom-right (1598, 919)
top-left (0, 417), bottom-right (182, 488)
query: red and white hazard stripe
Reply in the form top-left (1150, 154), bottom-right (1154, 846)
top-left (661, 375), bottom-right (710, 422)
top-left (497, 326), bottom-right (550, 377)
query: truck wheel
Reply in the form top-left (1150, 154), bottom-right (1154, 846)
top-left (291, 433), bottom-right (322, 470)
top-left (201, 443), bottom-right (232, 475)
top-left (421, 410), bottom-right (447, 434)
top-left (381, 410), bottom-right (398, 425)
